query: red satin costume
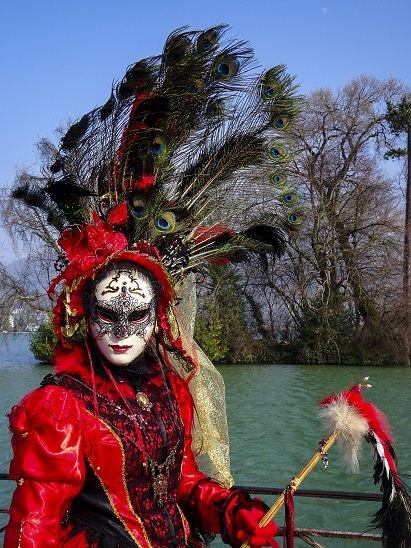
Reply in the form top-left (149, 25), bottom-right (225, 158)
top-left (5, 343), bottom-right (277, 547)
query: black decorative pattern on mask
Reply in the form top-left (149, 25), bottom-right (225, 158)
top-left (91, 291), bottom-right (155, 339)
top-left (101, 270), bottom-right (146, 297)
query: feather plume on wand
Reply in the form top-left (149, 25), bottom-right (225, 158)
top-left (240, 378), bottom-right (411, 548)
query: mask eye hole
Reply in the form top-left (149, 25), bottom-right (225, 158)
top-left (128, 308), bottom-right (150, 323)
top-left (96, 307), bottom-right (117, 323)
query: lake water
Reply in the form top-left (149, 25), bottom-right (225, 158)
top-left (1, 333), bottom-right (410, 547)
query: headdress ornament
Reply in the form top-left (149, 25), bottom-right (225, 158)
top-left (12, 25), bottom-right (301, 486)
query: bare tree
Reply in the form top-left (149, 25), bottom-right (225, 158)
top-left (240, 77), bottom-right (406, 363)
top-left (0, 138), bottom-right (61, 330)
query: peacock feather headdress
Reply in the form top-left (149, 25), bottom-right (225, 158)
top-left (13, 25), bottom-right (301, 293)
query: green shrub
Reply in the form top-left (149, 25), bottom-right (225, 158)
top-left (194, 318), bottom-right (229, 362)
top-left (30, 321), bottom-right (57, 362)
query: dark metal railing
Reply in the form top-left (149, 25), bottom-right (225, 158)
top-left (0, 475), bottom-right (383, 544)
top-left (234, 484), bottom-right (384, 502)
top-left (234, 485), bottom-right (383, 546)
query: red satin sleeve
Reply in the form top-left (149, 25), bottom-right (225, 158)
top-left (4, 386), bottom-right (89, 547)
top-left (172, 374), bottom-right (234, 535)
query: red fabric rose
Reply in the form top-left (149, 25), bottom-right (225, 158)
top-left (58, 226), bottom-right (90, 261)
top-left (58, 222), bottom-right (128, 272)
top-left (108, 202), bottom-right (128, 225)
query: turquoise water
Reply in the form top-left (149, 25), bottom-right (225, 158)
top-left (218, 363), bottom-right (411, 547)
top-left (1, 335), bottom-right (410, 546)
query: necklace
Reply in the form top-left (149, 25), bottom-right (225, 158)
top-left (62, 369), bottom-right (180, 507)
top-left (146, 441), bottom-right (179, 507)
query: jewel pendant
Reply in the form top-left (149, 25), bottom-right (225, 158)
top-left (136, 392), bottom-right (153, 412)
top-left (152, 473), bottom-right (168, 507)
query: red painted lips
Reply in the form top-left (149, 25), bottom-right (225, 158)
top-left (109, 345), bottom-right (132, 353)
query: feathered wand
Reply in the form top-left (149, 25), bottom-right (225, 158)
top-left (240, 378), bottom-right (411, 548)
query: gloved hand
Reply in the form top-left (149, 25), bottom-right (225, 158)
top-left (221, 492), bottom-right (279, 548)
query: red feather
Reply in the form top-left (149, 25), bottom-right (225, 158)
top-left (320, 385), bottom-right (393, 443)
top-left (320, 382), bottom-right (411, 547)
top-left (320, 384), bottom-right (399, 486)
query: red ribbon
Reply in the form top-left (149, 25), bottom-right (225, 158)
top-left (283, 485), bottom-right (294, 548)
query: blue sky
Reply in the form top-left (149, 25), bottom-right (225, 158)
top-left (0, 0), bottom-right (410, 259)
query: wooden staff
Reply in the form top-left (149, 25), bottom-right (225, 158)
top-left (240, 430), bottom-right (340, 548)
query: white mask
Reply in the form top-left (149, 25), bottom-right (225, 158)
top-left (88, 268), bottom-right (156, 366)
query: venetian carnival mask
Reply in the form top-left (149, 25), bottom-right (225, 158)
top-left (88, 268), bottom-right (156, 366)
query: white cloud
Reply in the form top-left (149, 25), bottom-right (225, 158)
top-left (321, 7), bottom-right (328, 14)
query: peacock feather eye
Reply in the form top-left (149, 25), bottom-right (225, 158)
top-left (188, 81), bottom-right (204, 94)
top-left (100, 95), bottom-right (116, 120)
top-left (131, 198), bottom-right (148, 219)
top-left (256, 244), bottom-right (272, 254)
top-left (155, 211), bottom-right (176, 232)
top-left (151, 136), bottom-right (166, 157)
top-left (205, 99), bottom-right (223, 118)
top-left (197, 28), bottom-right (219, 52)
top-left (118, 61), bottom-right (155, 99)
top-left (118, 81), bottom-right (136, 100)
top-left (61, 114), bottom-right (90, 150)
top-left (230, 249), bottom-right (247, 263)
top-left (280, 189), bottom-right (298, 205)
top-left (271, 173), bottom-right (286, 187)
top-left (166, 36), bottom-right (192, 64)
top-left (260, 65), bottom-right (286, 100)
top-left (136, 137), bottom-right (149, 156)
top-left (273, 116), bottom-right (290, 130)
top-left (262, 83), bottom-right (279, 99)
top-left (125, 63), bottom-right (154, 87)
top-left (133, 133), bottom-right (166, 158)
top-left (268, 144), bottom-right (288, 161)
top-left (261, 77), bottom-right (280, 100)
top-left (214, 56), bottom-right (240, 79)
top-left (287, 213), bottom-right (303, 226)
top-left (49, 159), bottom-right (63, 174)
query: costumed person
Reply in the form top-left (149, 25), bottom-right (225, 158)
top-left (5, 25), bottom-right (301, 547)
